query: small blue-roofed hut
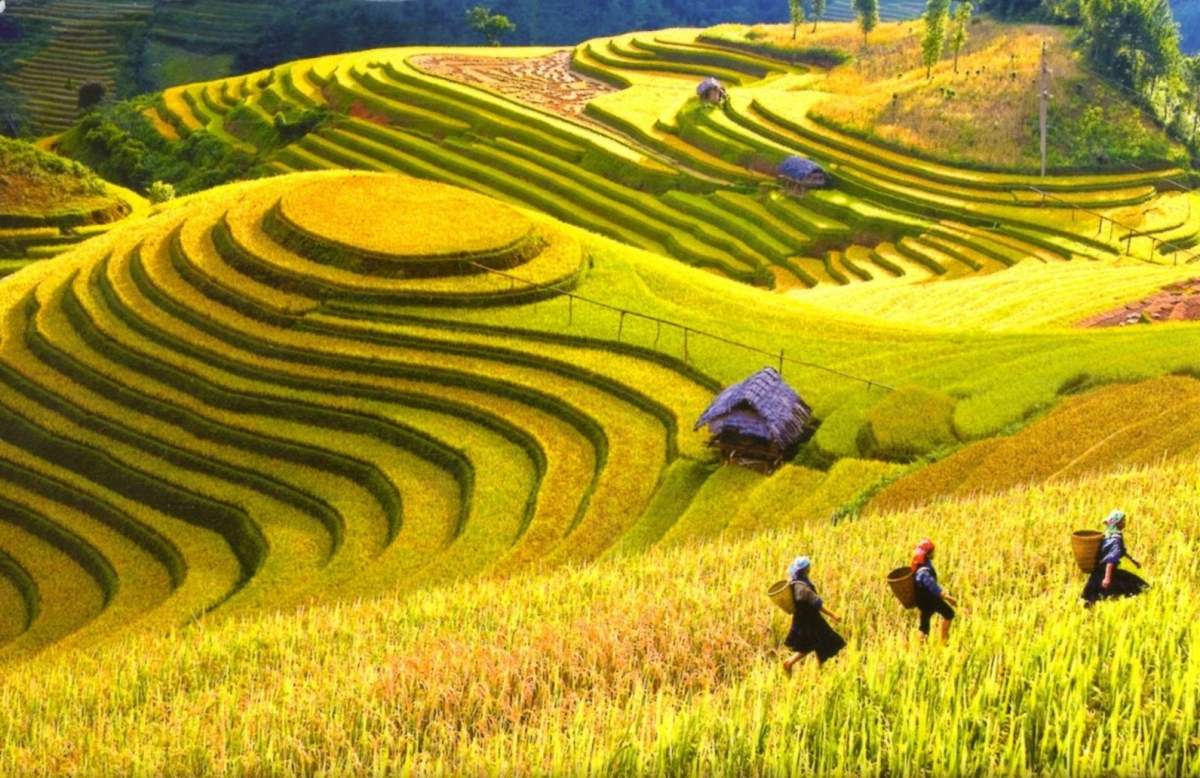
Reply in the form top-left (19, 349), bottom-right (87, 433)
top-left (694, 367), bottom-right (814, 473)
top-left (697, 77), bottom-right (727, 104)
top-left (777, 155), bottom-right (828, 192)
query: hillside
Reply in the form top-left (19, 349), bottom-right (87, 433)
top-left (0, 0), bottom-right (152, 136)
top-left (0, 0), bottom-right (921, 138)
top-left (705, 20), bottom-right (1189, 170)
top-left (3, 0), bottom-right (1191, 139)
top-left (45, 23), bottom-right (1200, 295)
top-left (0, 136), bottom-right (140, 278)
top-left (0, 165), bottom-right (1196, 657)
top-left (0, 445), bottom-right (1196, 772)
top-left (1, 16), bottom-right (1200, 774)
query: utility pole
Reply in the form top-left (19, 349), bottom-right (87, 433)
top-left (1039, 40), bottom-right (1051, 178)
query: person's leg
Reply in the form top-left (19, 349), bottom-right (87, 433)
top-left (918, 608), bottom-right (932, 642)
top-left (937, 599), bottom-right (956, 643)
top-left (782, 651), bottom-right (807, 673)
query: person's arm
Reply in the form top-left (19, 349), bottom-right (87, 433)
top-left (1123, 540), bottom-right (1141, 568)
top-left (1102, 562), bottom-right (1116, 588)
top-left (942, 593), bottom-right (958, 606)
top-left (820, 606), bottom-right (840, 622)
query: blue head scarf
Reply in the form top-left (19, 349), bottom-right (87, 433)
top-left (787, 555), bottom-right (811, 581)
top-left (1104, 510), bottom-right (1126, 537)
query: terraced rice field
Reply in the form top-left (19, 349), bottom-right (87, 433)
top-left (147, 0), bottom-right (274, 52)
top-left (4, 23), bottom-right (1200, 772)
top-left (1, 0), bottom-right (152, 135)
top-left (0, 171), bottom-right (736, 655)
top-left (133, 27), bottom-right (1199, 300)
top-left (1, 167), bottom-right (1198, 658)
top-left (0, 174), bottom-right (142, 281)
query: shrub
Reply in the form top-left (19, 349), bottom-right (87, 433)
top-left (77, 82), bottom-right (107, 111)
top-left (858, 385), bottom-right (959, 460)
top-left (147, 180), bottom-right (176, 204)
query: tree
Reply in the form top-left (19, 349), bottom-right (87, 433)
top-left (788, 0), bottom-right (814, 39)
top-left (1080, 0), bottom-right (1181, 91)
top-left (147, 180), bottom-right (176, 205)
top-left (854, 0), bottom-right (879, 43)
top-left (77, 81), bottom-right (106, 111)
top-left (812, 0), bottom-right (827, 32)
top-left (922, 0), bottom-right (951, 79)
top-left (1186, 55), bottom-right (1200, 145)
top-left (465, 5), bottom-right (515, 47)
top-left (950, 0), bottom-right (973, 73)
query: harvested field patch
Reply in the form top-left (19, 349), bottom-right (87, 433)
top-left (1080, 278), bottom-right (1200, 327)
top-left (411, 51), bottom-right (616, 120)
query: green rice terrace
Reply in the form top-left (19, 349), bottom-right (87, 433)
top-left (92, 28), bottom-right (1195, 290)
top-left (0, 0), bottom-right (278, 135)
top-left (0, 136), bottom-right (142, 279)
top-left (1, 160), bottom-right (1197, 655)
top-left (0, 14), bottom-right (1199, 775)
top-left (1, 0), bottom-right (152, 135)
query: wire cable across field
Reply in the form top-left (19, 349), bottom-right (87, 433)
top-left (468, 260), bottom-right (895, 391)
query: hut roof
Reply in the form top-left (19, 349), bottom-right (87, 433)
top-left (777, 155), bottom-right (825, 181)
top-left (694, 367), bottom-right (812, 447)
top-left (697, 77), bottom-right (723, 96)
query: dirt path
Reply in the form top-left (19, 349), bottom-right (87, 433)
top-left (411, 51), bottom-right (616, 121)
top-left (1079, 278), bottom-right (1200, 327)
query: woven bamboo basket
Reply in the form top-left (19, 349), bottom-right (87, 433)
top-left (768, 580), bottom-right (794, 615)
top-left (887, 566), bottom-right (917, 609)
top-left (1072, 530), bottom-right (1103, 573)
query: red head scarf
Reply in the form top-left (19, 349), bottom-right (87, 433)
top-left (911, 539), bottom-right (935, 572)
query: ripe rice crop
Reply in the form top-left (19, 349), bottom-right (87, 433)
top-left (0, 459), bottom-right (1195, 774)
top-left (870, 376), bottom-right (1200, 512)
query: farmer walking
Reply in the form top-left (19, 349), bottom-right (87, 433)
top-left (781, 555), bottom-right (846, 674)
top-left (1081, 510), bottom-right (1149, 607)
top-left (912, 539), bottom-right (957, 643)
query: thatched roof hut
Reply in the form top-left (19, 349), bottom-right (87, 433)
top-left (694, 367), bottom-right (814, 473)
top-left (777, 156), bottom-right (828, 191)
top-left (696, 77), bottom-right (727, 104)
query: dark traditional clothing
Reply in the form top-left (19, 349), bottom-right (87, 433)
top-left (1081, 531), bottom-right (1149, 604)
top-left (784, 577), bottom-right (846, 663)
top-left (914, 561), bottom-right (955, 635)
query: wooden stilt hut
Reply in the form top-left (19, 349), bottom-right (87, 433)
top-left (696, 77), bottom-right (728, 105)
top-left (777, 155), bottom-right (829, 195)
top-left (693, 367), bottom-right (814, 474)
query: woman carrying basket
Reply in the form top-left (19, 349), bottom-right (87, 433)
top-left (912, 539), bottom-right (957, 643)
top-left (781, 555), bottom-right (846, 674)
top-left (1081, 510), bottom-right (1149, 607)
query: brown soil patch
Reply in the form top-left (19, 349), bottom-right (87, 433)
top-left (1079, 278), bottom-right (1200, 327)
top-left (410, 51), bottom-right (616, 120)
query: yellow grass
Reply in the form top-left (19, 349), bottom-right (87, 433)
top-left (0, 458), bottom-right (1195, 774)
top-left (792, 257), bottom-right (1200, 331)
top-left (710, 20), bottom-right (1182, 170)
top-left (277, 172), bottom-right (534, 259)
top-left (870, 376), bottom-right (1200, 512)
